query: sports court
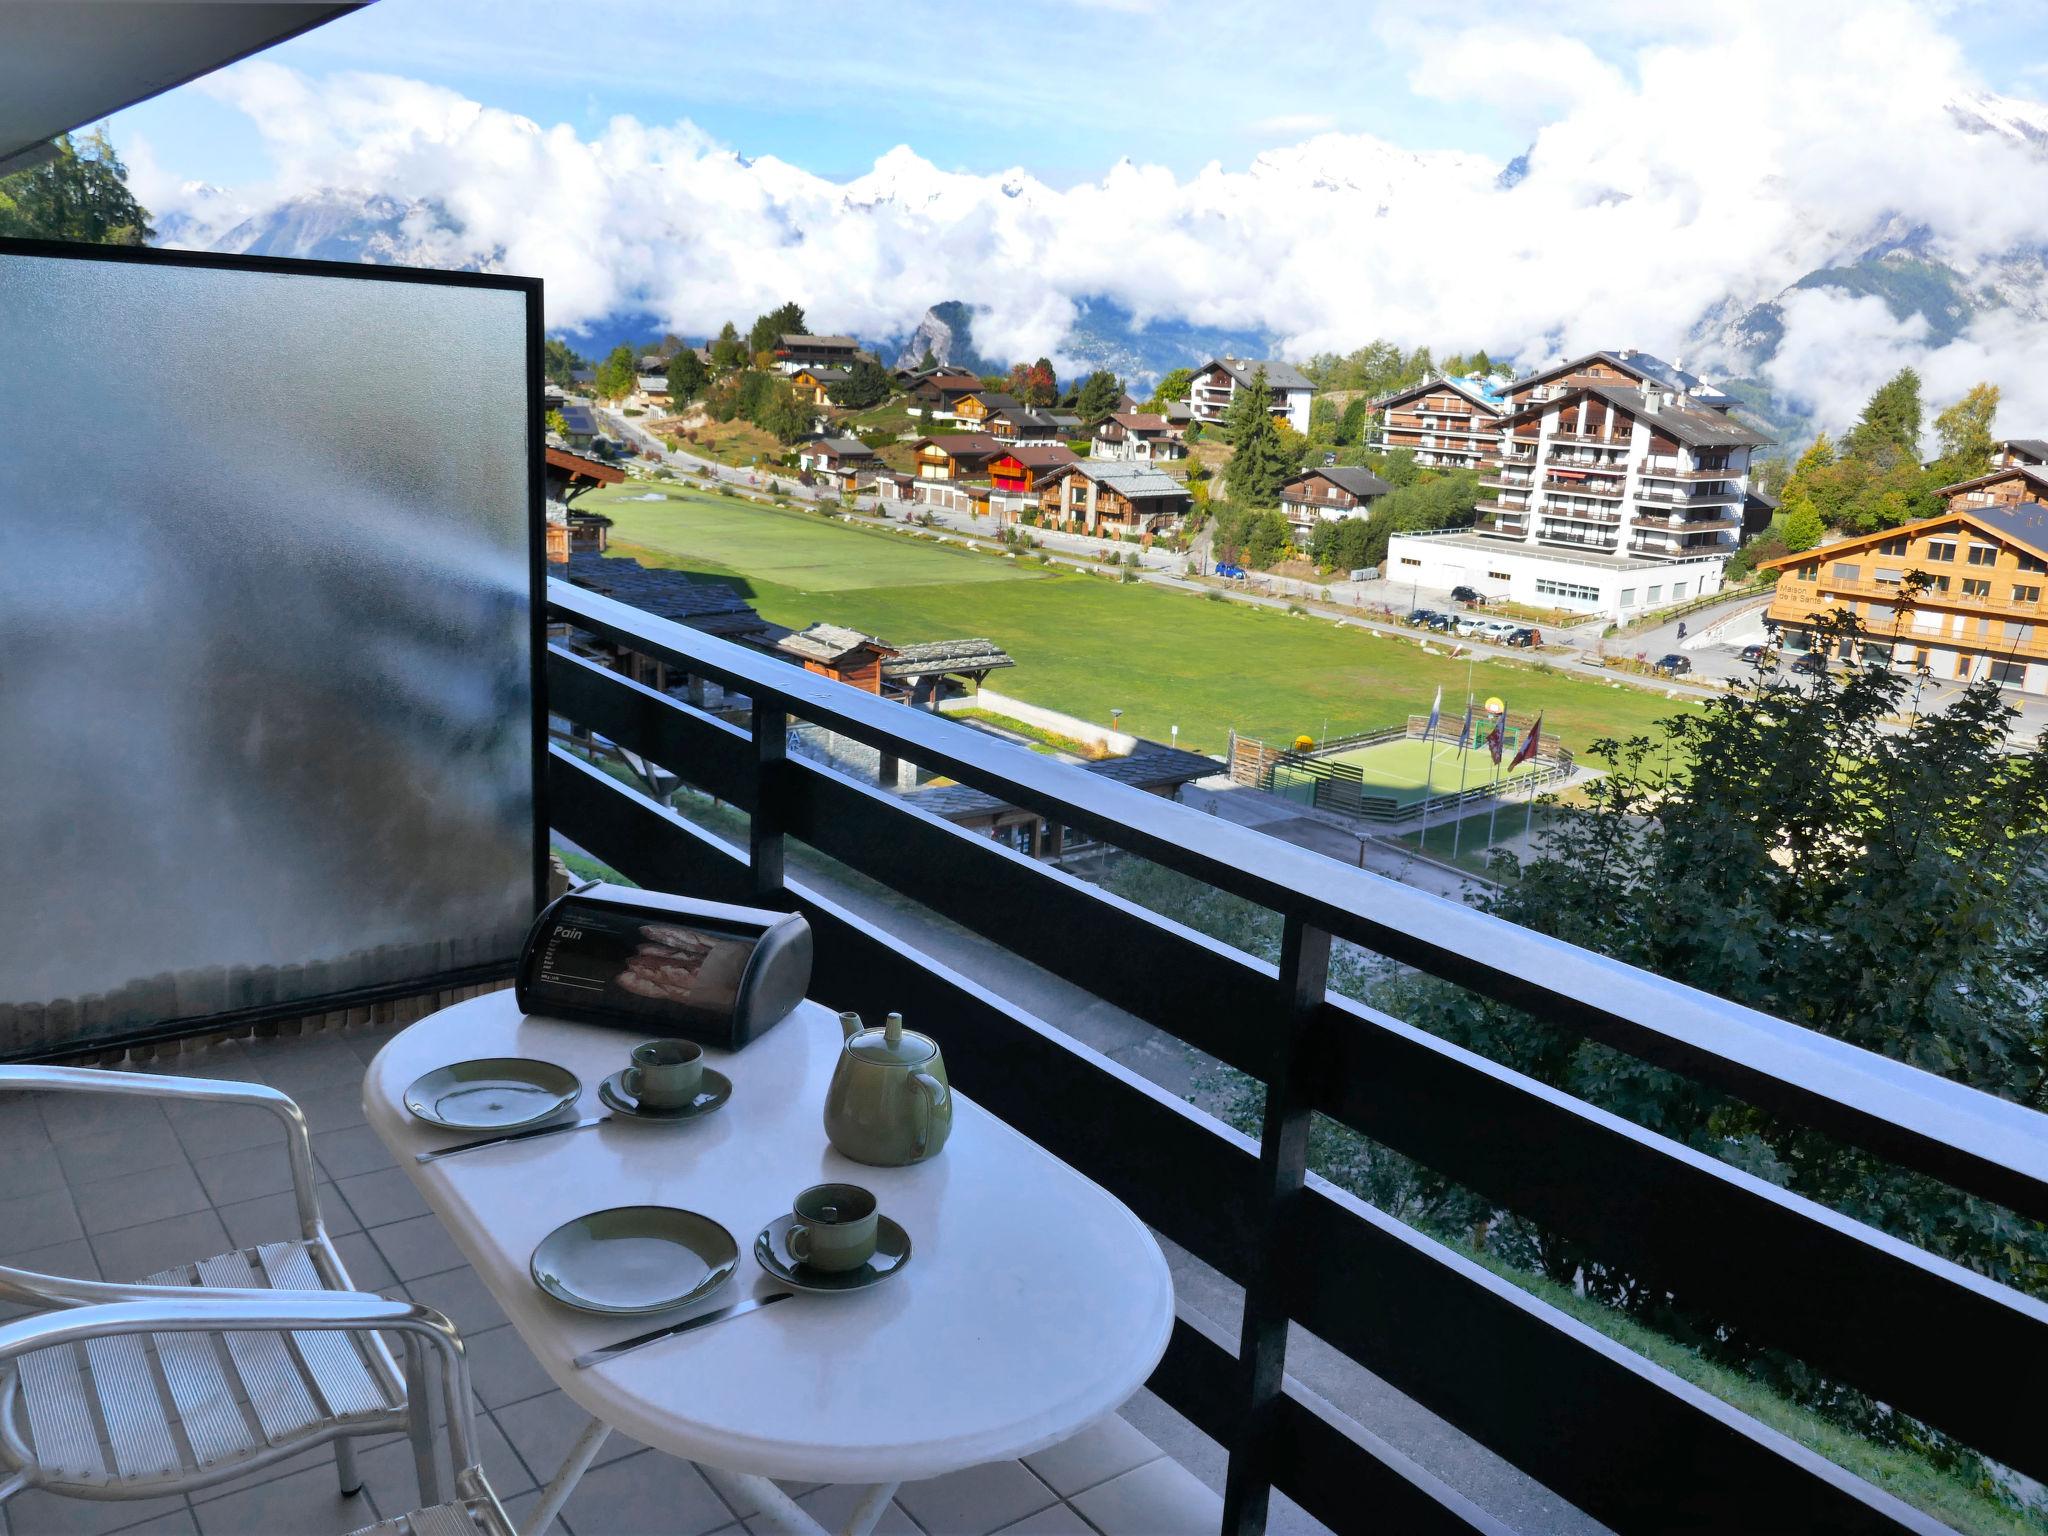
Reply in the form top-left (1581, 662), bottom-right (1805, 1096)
top-left (1271, 732), bottom-right (1548, 816)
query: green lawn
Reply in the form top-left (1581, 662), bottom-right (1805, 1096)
top-left (579, 484), bottom-right (1703, 759)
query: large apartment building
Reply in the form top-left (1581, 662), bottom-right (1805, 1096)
top-left (1760, 502), bottom-right (2048, 693)
top-left (1186, 357), bottom-right (1314, 434)
top-left (1371, 376), bottom-right (1506, 470)
top-left (1476, 375), bottom-right (1763, 562)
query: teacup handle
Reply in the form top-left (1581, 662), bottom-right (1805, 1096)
top-left (909, 1070), bottom-right (948, 1156)
top-left (787, 1223), bottom-right (811, 1263)
top-left (623, 1067), bottom-right (643, 1100)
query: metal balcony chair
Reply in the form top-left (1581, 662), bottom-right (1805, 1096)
top-left (0, 1294), bottom-right (511, 1534)
top-left (0, 1064), bottom-right (402, 1501)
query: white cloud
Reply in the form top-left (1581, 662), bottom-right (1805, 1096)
top-left (143, 1), bottom-right (2048, 428)
top-left (1248, 113), bottom-right (1338, 138)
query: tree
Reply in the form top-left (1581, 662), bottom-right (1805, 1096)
top-left (828, 358), bottom-right (891, 410)
top-left (757, 380), bottom-right (812, 444)
top-left (593, 344), bottom-right (638, 401)
top-left (710, 322), bottom-right (747, 371)
top-left (1306, 397), bottom-right (1340, 446)
top-left (545, 408), bottom-right (569, 438)
top-left (1932, 383), bottom-right (1999, 482)
top-left (1780, 496), bottom-right (1823, 552)
top-left (1006, 358), bottom-right (1058, 407)
top-left (1225, 370), bottom-right (1290, 507)
top-left (542, 339), bottom-right (587, 389)
top-left (1073, 370), bottom-right (1124, 422)
top-left (0, 129), bottom-right (153, 245)
top-left (1844, 368), bottom-right (1923, 464)
top-left (1335, 396), bottom-right (1371, 447)
top-left (918, 347), bottom-right (938, 371)
top-left (666, 349), bottom-right (708, 405)
top-left (1144, 367), bottom-right (1195, 414)
top-left (748, 302), bottom-right (807, 357)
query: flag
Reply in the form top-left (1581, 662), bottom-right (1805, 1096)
top-left (1456, 699), bottom-right (1475, 749)
top-left (1509, 711), bottom-right (1543, 770)
top-left (1424, 686), bottom-right (1442, 741)
top-left (1486, 711), bottom-right (1505, 765)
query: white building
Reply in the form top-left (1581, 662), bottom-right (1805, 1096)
top-left (1385, 530), bottom-right (1726, 618)
top-left (1186, 357), bottom-right (1314, 435)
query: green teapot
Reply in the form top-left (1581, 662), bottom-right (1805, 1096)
top-left (823, 1011), bottom-right (952, 1166)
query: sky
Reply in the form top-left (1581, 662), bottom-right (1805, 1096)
top-left (106, 0), bottom-right (2048, 437)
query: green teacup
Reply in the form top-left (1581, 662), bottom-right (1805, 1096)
top-left (788, 1182), bottom-right (878, 1273)
top-left (626, 1038), bottom-right (703, 1109)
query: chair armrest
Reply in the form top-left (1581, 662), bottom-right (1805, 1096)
top-left (0, 1294), bottom-right (477, 1469)
top-left (0, 1064), bottom-right (323, 1239)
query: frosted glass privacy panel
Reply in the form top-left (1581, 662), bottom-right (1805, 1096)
top-left (0, 249), bottom-right (538, 1055)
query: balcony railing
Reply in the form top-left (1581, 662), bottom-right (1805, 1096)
top-left (542, 579), bottom-right (2048, 1536)
top-left (1639, 460), bottom-right (1739, 480)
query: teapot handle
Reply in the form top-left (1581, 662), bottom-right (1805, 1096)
top-left (909, 1070), bottom-right (948, 1156)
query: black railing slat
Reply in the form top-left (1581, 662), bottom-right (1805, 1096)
top-left (546, 649), bottom-right (756, 808)
top-left (1314, 994), bottom-right (2048, 1481)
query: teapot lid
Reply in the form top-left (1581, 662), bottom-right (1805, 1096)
top-left (846, 1011), bottom-right (935, 1065)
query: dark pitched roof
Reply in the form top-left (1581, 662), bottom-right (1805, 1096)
top-left (778, 333), bottom-right (859, 349)
top-left (912, 433), bottom-right (1003, 459)
top-left (1968, 499), bottom-right (2048, 561)
top-left (1198, 357), bottom-right (1314, 392)
top-left (1287, 466), bottom-right (1390, 498)
top-left (881, 639), bottom-right (1016, 679)
top-left (545, 445), bottom-right (626, 485)
top-left (1997, 438), bottom-right (2048, 462)
top-left (1935, 464), bottom-right (2048, 499)
top-left (965, 392), bottom-right (1023, 411)
top-left (1507, 349), bottom-right (1730, 405)
top-left (557, 403), bottom-right (599, 434)
top-left (1082, 739), bottom-right (1220, 791)
top-left (992, 443), bottom-right (1079, 470)
top-left (1104, 411), bottom-right (1171, 433)
top-left (807, 435), bottom-right (875, 460)
top-left (563, 554), bottom-right (771, 637)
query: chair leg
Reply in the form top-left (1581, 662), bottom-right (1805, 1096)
top-left (335, 1435), bottom-right (364, 1497)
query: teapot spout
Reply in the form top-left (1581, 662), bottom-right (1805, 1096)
top-left (838, 1010), bottom-right (863, 1041)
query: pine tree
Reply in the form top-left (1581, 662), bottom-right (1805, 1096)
top-left (666, 349), bottom-right (708, 404)
top-left (748, 302), bottom-right (807, 357)
top-left (1845, 369), bottom-right (1922, 463)
top-left (711, 322), bottom-right (747, 370)
top-left (594, 344), bottom-right (637, 401)
top-left (1780, 496), bottom-right (1823, 553)
top-left (1074, 370), bottom-right (1124, 421)
top-left (1225, 370), bottom-right (1290, 507)
top-left (919, 347), bottom-right (938, 371)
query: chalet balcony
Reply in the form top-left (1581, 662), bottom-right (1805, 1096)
top-left (1534, 503), bottom-right (1624, 525)
top-left (1536, 529), bottom-right (1621, 550)
top-left (1638, 461), bottom-right (1740, 481)
top-left (1542, 472), bottom-right (1626, 497)
top-left (1634, 484), bottom-right (1741, 506)
top-left (7, 234), bottom-right (2048, 1536)
top-left (1628, 511), bottom-right (1744, 531)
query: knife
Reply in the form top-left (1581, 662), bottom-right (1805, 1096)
top-left (575, 1291), bottom-right (793, 1369)
top-left (415, 1114), bottom-right (609, 1164)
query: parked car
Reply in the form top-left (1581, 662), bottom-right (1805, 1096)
top-left (1214, 562), bottom-right (1245, 579)
top-left (1425, 612), bottom-right (1458, 633)
top-left (1450, 585), bottom-right (1483, 605)
top-left (1656, 653), bottom-right (1693, 675)
top-left (1790, 651), bottom-right (1826, 675)
top-left (1407, 607), bottom-right (1441, 627)
top-left (1454, 615), bottom-right (1486, 637)
top-left (1477, 619), bottom-right (1520, 642)
top-left (1739, 643), bottom-right (1773, 665)
top-left (1505, 626), bottom-right (1541, 647)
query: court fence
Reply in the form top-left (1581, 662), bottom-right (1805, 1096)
top-left (1231, 714), bottom-right (1575, 823)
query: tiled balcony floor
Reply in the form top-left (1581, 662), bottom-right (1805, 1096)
top-left (0, 1020), bottom-right (1222, 1536)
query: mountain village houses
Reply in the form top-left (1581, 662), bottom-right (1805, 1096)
top-left (583, 329), bottom-right (2048, 671)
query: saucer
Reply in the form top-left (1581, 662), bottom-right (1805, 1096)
top-left (598, 1067), bottom-right (731, 1121)
top-left (754, 1212), bottom-right (911, 1294)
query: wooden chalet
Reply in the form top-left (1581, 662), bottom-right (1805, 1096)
top-left (911, 433), bottom-right (1003, 482)
top-left (797, 436), bottom-right (877, 489)
top-left (544, 445), bottom-right (626, 564)
top-left (1089, 411), bottom-right (1185, 463)
top-left (789, 367), bottom-right (849, 405)
top-left (1760, 501), bottom-right (2048, 693)
top-left (987, 443), bottom-right (1078, 494)
top-left (1937, 462), bottom-right (2048, 513)
top-left (560, 552), bottom-right (777, 699)
top-left (774, 334), bottom-right (863, 373)
top-left (954, 391), bottom-right (1018, 429)
top-left (1996, 439), bottom-right (2048, 469)
top-left (905, 371), bottom-right (982, 419)
top-left (1502, 349), bottom-right (1736, 415)
top-left (1037, 462), bottom-right (1192, 536)
top-left (775, 623), bottom-right (896, 692)
top-left (1371, 377), bottom-right (1504, 471)
top-left (1278, 466), bottom-right (1391, 544)
top-left (983, 403), bottom-right (1063, 444)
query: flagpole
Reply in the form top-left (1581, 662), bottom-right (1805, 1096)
top-left (1450, 695), bottom-right (1474, 858)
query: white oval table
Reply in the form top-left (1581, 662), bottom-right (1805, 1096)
top-left (363, 991), bottom-right (1175, 1536)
